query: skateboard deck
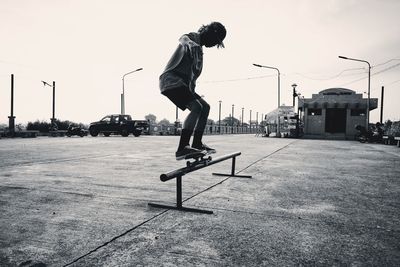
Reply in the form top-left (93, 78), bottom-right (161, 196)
top-left (185, 151), bottom-right (213, 168)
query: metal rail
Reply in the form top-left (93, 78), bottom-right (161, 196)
top-left (161, 151), bottom-right (246, 182)
top-left (149, 151), bottom-right (252, 214)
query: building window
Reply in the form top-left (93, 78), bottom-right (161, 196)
top-left (351, 109), bottom-right (366, 116)
top-left (308, 108), bottom-right (322, 116)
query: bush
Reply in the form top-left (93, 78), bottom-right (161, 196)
top-left (26, 119), bottom-right (88, 132)
top-left (384, 120), bottom-right (400, 137)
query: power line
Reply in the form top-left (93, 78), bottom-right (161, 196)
top-left (200, 67), bottom-right (367, 84)
top-left (372, 58), bottom-right (400, 68)
top-left (370, 78), bottom-right (400, 93)
top-left (292, 67), bottom-right (366, 81)
top-left (372, 62), bottom-right (400, 76)
top-left (200, 74), bottom-right (276, 84)
top-left (386, 78), bottom-right (400, 86)
top-left (340, 62), bottom-right (400, 87)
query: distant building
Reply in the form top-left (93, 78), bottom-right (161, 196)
top-left (298, 88), bottom-right (378, 139)
top-left (265, 106), bottom-right (297, 137)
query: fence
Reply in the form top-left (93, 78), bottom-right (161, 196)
top-left (147, 124), bottom-right (265, 136)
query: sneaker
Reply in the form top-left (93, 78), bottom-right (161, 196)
top-left (175, 145), bottom-right (205, 161)
top-left (195, 143), bottom-right (216, 154)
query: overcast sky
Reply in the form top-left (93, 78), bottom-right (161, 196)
top-left (1, 0), bottom-right (399, 125)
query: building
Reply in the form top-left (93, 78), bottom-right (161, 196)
top-left (298, 88), bottom-right (378, 139)
top-left (264, 106), bottom-right (298, 137)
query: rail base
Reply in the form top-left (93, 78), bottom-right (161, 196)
top-left (149, 152), bottom-right (251, 214)
top-left (148, 203), bottom-right (213, 214)
top-left (212, 172), bottom-right (252, 178)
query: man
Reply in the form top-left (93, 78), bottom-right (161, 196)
top-left (159, 22), bottom-right (227, 160)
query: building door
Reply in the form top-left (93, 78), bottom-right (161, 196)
top-left (325, 108), bottom-right (346, 133)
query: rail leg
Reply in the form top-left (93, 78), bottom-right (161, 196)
top-left (212, 156), bottom-right (252, 178)
top-left (231, 156), bottom-right (236, 176)
top-left (148, 175), bottom-right (213, 214)
top-left (176, 176), bottom-right (182, 208)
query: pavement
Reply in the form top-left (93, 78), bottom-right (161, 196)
top-left (0, 135), bottom-right (399, 266)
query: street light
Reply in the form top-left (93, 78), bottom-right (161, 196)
top-left (241, 107), bottom-right (244, 127)
top-left (253, 63), bottom-right (281, 137)
top-left (249, 109), bottom-right (252, 132)
top-left (231, 104), bottom-right (235, 133)
top-left (256, 112), bottom-right (259, 127)
top-left (41, 80), bottom-right (56, 129)
top-left (218, 100), bottom-right (222, 134)
top-left (122, 68), bottom-right (143, 115)
top-left (338, 56), bottom-right (371, 127)
top-left (291, 83), bottom-right (298, 107)
top-left (8, 74), bottom-right (15, 136)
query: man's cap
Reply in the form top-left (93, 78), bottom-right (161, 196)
top-left (210, 22), bottom-right (226, 48)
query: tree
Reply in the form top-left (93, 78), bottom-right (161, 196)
top-left (27, 120), bottom-right (50, 132)
top-left (221, 116), bottom-right (240, 126)
top-left (159, 118), bottom-right (171, 126)
top-left (145, 114), bottom-right (157, 124)
top-left (207, 119), bottom-right (215, 125)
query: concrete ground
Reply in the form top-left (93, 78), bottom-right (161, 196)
top-left (0, 135), bottom-right (399, 266)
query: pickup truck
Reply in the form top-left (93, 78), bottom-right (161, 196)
top-left (89, 114), bottom-right (149, 137)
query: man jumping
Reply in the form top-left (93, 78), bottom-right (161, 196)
top-left (159, 22), bottom-right (227, 160)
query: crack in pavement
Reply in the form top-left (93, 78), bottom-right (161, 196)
top-left (63, 141), bottom-right (296, 266)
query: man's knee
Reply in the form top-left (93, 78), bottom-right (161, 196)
top-left (202, 102), bottom-right (210, 116)
top-left (187, 100), bottom-right (203, 114)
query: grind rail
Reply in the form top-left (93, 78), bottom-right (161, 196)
top-left (148, 151), bottom-right (252, 214)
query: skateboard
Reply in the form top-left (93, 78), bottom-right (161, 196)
top-left (186, 151), bottom-right (213, 168)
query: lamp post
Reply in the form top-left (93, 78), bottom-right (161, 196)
top-left (241, 107), bottom-right (244, 127)
top-left (8, 74), bottom-right (15, 136)
top-left (231, 104), bottom-right (235, 133)
top-left (253, 63), bottom-right (281, 137)
top-left (338, 56), bottom-right (371, 127)
top-left (218, 100), bottom-right (222, 134)
top-left (291, 83), bottom-right (297, 107)
top-left (122, 68), bottom-right (143, 115)
top-left (41, 80), bottom-right (56, 128)
top-left (249, 109), bottom-right (252, 132)
top-left (174, 106), bottom-right (179, 135)
top-left (256, 112), bottom-right (259, 127)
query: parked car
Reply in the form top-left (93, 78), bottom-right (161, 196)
top-left (89, 114), bottom-right (149, 137)
top-left (66, 124), bottom-right (88, 137)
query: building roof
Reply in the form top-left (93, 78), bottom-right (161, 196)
top-left (265, 106), bottom-right (295, 123)
top-left (298, 87), bottom-right (378, 110)
top-left (319, 88), bottom-right (355, 95)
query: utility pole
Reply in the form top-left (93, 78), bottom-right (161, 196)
top-left (41, 80), bottom-right (56, 129)
top-left (249, 110), bottom-right (252, 133)
top-left (292, 83), bottom-right (297, 107)
top-left (8, 74), bottom-right (15, 136)
top-left (231, 104), bottom-right (235, 134)
top-left (175, 106), bottom-right (179, 135)
top-left (241, 107), bottom-right (244, 127)
top-left (380, 86), bottom-right (384, 124)
top-left (52, 81), bottom-right (56, 124)
top-left (218, 100), bottom-right (222, 134)
top-left (256, 112), bottom-right (259, 127)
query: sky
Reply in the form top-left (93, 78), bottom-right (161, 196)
top-left (1, 0), bottom-right (399, 125)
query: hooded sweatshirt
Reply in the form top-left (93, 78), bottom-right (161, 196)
top-left (159, 32), bottom-right (203, 94)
